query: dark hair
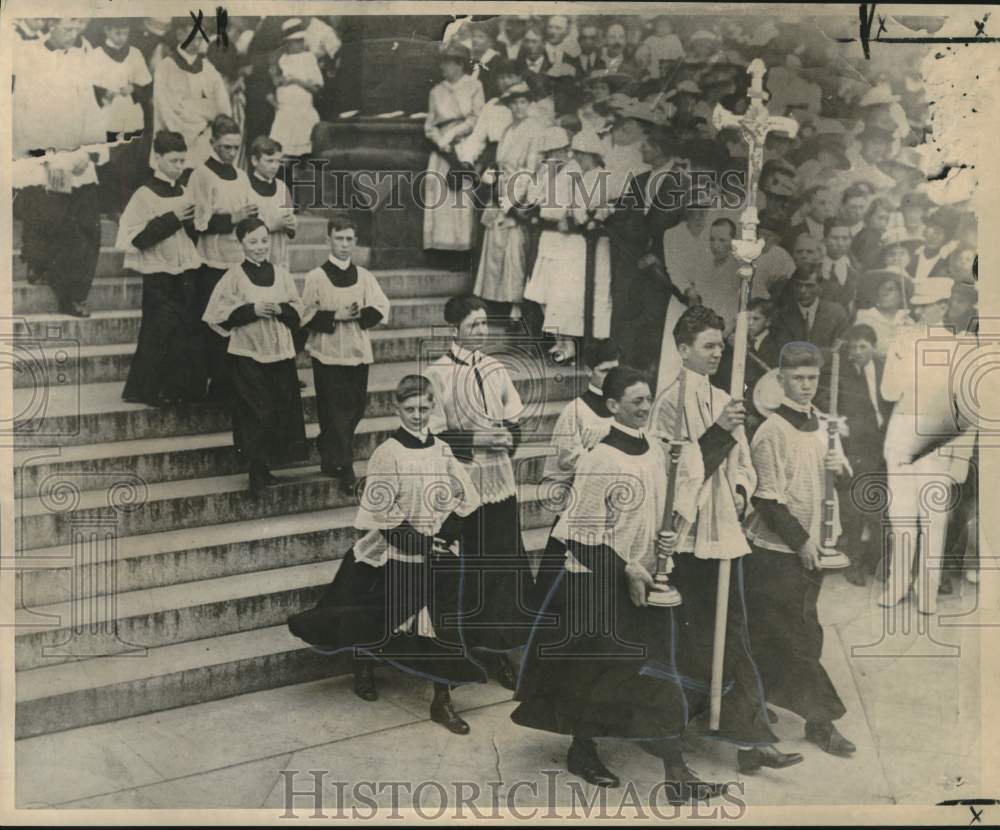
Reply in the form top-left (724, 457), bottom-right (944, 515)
top-left (235, 217), bottom-right (268, 241)
top-left (841, 183), bottom-right (870, 203)
top-left (583, 339), bottom-right (621, 369)
top-left (210, 114), bottom-right (241, 141)
top-left (326, 212), bottom-right (358, 235)
top-left (673, 305), bottom-right (725, 348)
top-left (395, 374), bottom-right (434, 404)
top-left (249, 135), bottom-right (283, 160)
top-left (444, 295), bottom-right (487, 326)
top-left (848, 323), bottom-right (878, 346)
top-left (153, 130), bottom-right (187, 155)
top-left (711, 217), bottom-right (736, 237)
top-left (748, 297), bottom-right (774, 319)
top-left (779, 341), bottom-right (824, 370)
top-left (602, 366), bottom-right (649, 403)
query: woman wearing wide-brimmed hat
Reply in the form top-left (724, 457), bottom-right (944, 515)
top-left (472, 81), bottom-right (546, 327)
top-left (422, 42), bottom-right (485, 262)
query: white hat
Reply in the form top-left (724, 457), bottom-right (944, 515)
top-left (910, 277), bottom-right (954, 305)
top-left (689, 30), bottom-right (720, 42)
top-left (281, 18), bottom-right (307, 40)
top-left (570, 129), bottom-right (605, 159)
top-left (859, 83), bottom-right (900, 107)
top-left (539, 127), bottom-right (570, 153)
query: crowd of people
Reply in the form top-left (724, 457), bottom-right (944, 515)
top-left (11, 12), bottom-right (982, 804)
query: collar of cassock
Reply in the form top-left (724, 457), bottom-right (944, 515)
top-left (321, 256), bottom-right (357, 287)
top-left (776, 397), bottom-right (819, 432)
top-left (250, 171), bottom-right (277, 197)
top-left (205, 153), bottom-right (237, 181)
top-left (242, 258), bottom-right (275, 286)
top-left (147, 170), bottom-right (185, 198)
top-left (173, 45), bottom-right (204, 73)
top-left (101, 41), bottom-right (130, 62)
top-left (604, 423), bottom-right (649, 455)
top-left (393, 425), bottom-right (433, 449)
top-left (582, 385), bottom-right (611, 418)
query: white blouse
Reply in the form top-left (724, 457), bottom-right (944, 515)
top-left (202, 261), bottom-right (305, 362)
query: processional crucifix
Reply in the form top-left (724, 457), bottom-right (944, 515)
top-left (706, 59), bottom-right (799, 732)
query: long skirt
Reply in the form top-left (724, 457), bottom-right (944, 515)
top-left (669, 554), bottom-right (779, 746)
top-left (228, 354), bottom-right (308, 467)
top-left (511, 544), bottom-right (689, 740)
top-left (287, 549), bottom-right (486, 686)
top-left (524, 231), bottom-right (611, 339)
top-left (473, 210), bottom-right (528, 303)
top-left (744, 546), bottom-right (847, 724)
top-left (196, 264), bottom-right (232, 394)
top-left (122, 271), bottom-right (207, 404)
top-left (458, 496), bottom-right (538, 652)
top-left (422, 151), bottom-right (477, 251)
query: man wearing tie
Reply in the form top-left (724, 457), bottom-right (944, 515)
top-left (772, 270), bottom-right (849, 358)
top-left (818, 217), bottom-right (861, 315)
top-left (816, 324), bottom-right (892, 586)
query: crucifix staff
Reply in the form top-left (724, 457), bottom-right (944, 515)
top-left (708, 59), bottom-right (799, 732)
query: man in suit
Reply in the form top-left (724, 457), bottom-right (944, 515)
top-left (716, 297), bottom-right (780, 438)
top-left (514, 24), bottom-right (551, 80)
top-left (782, 184), bottom-right (839, 250)
top-left (576, 22), bottom-right (605, 74)
top-left (818, 216), bottom-right (861, 315)
top-left (543, 15), bottom-right (581, 72)
top-left (772, 270), bottom-right (849, 358)
top-left (816, 324), bottom-right (892, 585)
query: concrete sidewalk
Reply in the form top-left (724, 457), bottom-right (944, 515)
top-left (15, 576), bottom-right (983, 811)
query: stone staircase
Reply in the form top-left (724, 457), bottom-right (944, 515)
top-left (11, 214), bottom-right (584, 739)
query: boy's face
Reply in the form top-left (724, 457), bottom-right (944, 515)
top-left (156, 150), bottom-right (187, 181)
top-left (213, 132), bottom-right (241, 165)
top-left (50, 18), bottom-right (86, 49)
top-left (848, 338), bottom-right (875, 369)
top-left (397, 393), bottom-right (434, 434)
top-left (606, 382), bottom-right (651, 430)
top-left (105, 25), bottom-right (130, 49)
top-left (748, 308), bottom-right (769, 338)
top-left (780, 365), bottom-right (820, 406)
top-left (253, 151), bottom-right (283, 181)
top-left (680, 328), bottom-right (724, 376)
top-left (709, 224), bottom-right (733, 262)
top-left (329, 228), bottom-right (356, 261)
top-left (241, 226), bottom-right (271, 262)
top-left (809, 189), bottom-right (838, 222)
top-left (589, 359), bottom-right (619, 390)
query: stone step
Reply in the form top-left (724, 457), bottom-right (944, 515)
top-left (17, 522), bottom-right (552, 739)
top-left (16, 441), bottom-right (554, 552)
top-left (12, 214), bottom-right (333, 251)
top-left (12, 268), bottom-right (465, 316)
top-left (9, 327), bottom-right (441, 388)
top-left (13, 357), bottom-right (579, 447)
top-left (13, 401), bottom-right (566, 493)
top-left (14, 492), bottom-right (553, 672)
top-left (12, 242), bottom-right (369, 282)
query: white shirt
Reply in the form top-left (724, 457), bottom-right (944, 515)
top-left (821, 255), bottom-right (851, 285)
top-left (799, 299), bottom-right (819, 331)
top-left (912, 241), bottom-right (957, 281)
top-left (860, 360), bottom-right (884, 429)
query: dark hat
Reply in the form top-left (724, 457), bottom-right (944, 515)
top-left (439, 41), bottom-right (471, 64)
top-left (498, 81), bottom-right (535, 104)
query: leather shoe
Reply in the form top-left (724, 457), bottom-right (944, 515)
top-left (484, 652), bottom-right (517, 691)
top-left (938, 577), bottom-right (954, 595)
top-left (567, 739), bottom-right (619, 788)
top-left (662, 765), bottom-right (724, 804)
top-left (430, 697), bottom-right (470, 735)
top-left (352, 664), bottom-right (377, 702)
top-left (737, 745), bottom-right (804, 774)
top-left (805, 721), bottom-right (856, 757)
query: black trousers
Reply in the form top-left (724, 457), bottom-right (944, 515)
top-left (744, 545), bottom-right (847, 724)
top-left (670, 554), bottom-right (778, 746)
top-left (312, 360), bottom-right (369, 473)
top-left (19, 184), bottom-right (101, 307)
top-left (195, 264), bottom-right (232, 396)
top-left (838, 452), bottom-right (887, 575)
top-left (123, 271), bottom-right (207, 403)
top-left (98, 130), bottom-right (148, 214)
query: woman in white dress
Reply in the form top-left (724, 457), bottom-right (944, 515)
top-left (524, 129), bottom-right (612, 364)
top-left (472, 82), bottom-right (545, 326)
top-left (269, 19), bottom-right (324, 158)
top-left (422, 43), bottom-right (485, 259)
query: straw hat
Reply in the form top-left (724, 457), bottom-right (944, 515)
top-left (859, 83), bottom-right (900, 108)
top-left (618, 102), bottom-right (667, 126)
top-left (439, 41), bottom-right (471, 64)
top-left (910, 277), bottom-right (953, 305)
top-left (498, 82), bottom-right (535, 104)
top-left (281, 18), bottom-right (307, 41)
top-left (539, 127), bottom-right (571, 153)
top-left (570, 130), bottom-right (606, 159)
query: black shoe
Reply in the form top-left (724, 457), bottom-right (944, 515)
top-left (60, 301), bottom-right (89, 318)
top-left (737, 745), bottom-right (804, 774)
top-left (298, 379), bottom-right (307, 389)
top-left (338, 468), bottom-right (358, 497)
top-left (430, 697), bottom-right (470, 735)
top-left (352, 664), bottom-right (377, 702)
top-left (484, 652), bottom-right (517, 691)
top-left (938, 577), bottom-right (954, 596)
top-left (805, 721), bottom-right (856, 757)
top-left (567, 739), bottom-right (620, 788)
top-left (661, 765), bottom-right (724, 804)
top-left (767, 707), bottom-right (778, 724)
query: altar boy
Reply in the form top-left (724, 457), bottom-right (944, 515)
top-left (301, 213), bottom-right (390, 494)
